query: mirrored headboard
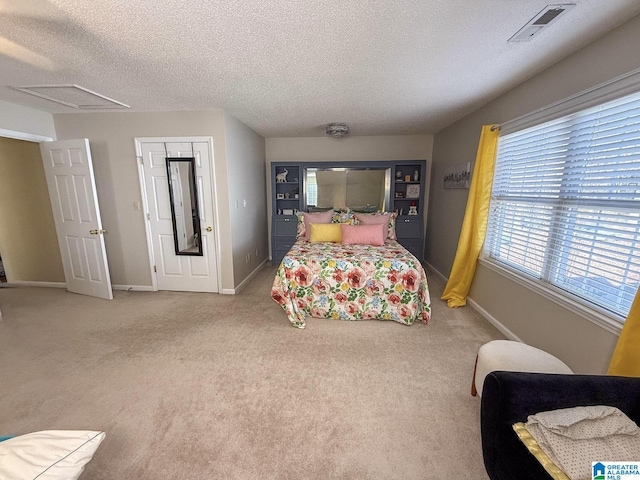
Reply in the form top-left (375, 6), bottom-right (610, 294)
top-left (304, 167), bottom-right (391, 213)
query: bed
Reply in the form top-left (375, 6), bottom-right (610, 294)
top-left (271, 237), bottom-right (431, 329)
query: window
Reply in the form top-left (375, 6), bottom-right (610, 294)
top-left (484, 90), bottom-right (640, 321)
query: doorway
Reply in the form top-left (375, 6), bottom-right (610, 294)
top-left (0, 135), bottom-right (65, 287)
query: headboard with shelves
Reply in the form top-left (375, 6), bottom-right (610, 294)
top-left (270, 160), bottom-right (428, 263)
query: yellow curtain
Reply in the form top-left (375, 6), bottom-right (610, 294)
top-left (441, 125), bottom-right (499, 308)
top-left (608, 288), bottom-right (640, 376)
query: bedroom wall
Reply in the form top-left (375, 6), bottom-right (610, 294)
top-left (0, 137), bottom-right (64, 283)
top-left (223, 112), bottom-right (268, 287)
top-left (265, 135), bottom-right (434, 258)
top-left (426, 14), bottom-right (640, 374)
top-left (52, 110), bottom-right (242, 291)
top-left (0, 100), bottom-right (56, 140)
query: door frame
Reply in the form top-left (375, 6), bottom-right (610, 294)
top-left (134, 136), bottom-right (222, 292)
top-left (0, 129), bottom-right (58, 287)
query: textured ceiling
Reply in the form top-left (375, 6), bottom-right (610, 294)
top-left (1, 0), bottom-right (639, 137)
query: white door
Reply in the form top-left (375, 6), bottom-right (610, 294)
top-left (40, 139), bottom-right (113, 300)
top-left (138, 139), bottom-right (219, 293)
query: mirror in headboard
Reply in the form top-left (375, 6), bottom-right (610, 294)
top-left (304, 167), bottom-right (391, 213)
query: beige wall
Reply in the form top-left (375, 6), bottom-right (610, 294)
top-left (0, 137), bottom-right (64, 283)
top-left (427, 14), bottom-right (640, 374)
top-left (265, 135), bottom-right (434, 257)
top-left (266, 135), bottom-right (433, 163)
top-left (52, 111), bottom-right (241, 291)
top-left (223, 113), bottom-right (268, 286)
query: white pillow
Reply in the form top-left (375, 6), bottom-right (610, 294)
top-left (0, 430), bottom-right (105, 480)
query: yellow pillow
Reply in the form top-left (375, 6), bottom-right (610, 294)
top-left (309, 223), bottom-right (342, 243)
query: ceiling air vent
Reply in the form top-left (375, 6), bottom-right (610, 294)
top-left (508, 4), bottom-right (576, 42)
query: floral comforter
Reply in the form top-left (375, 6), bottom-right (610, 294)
top-left (271, 240), bottom-right (431, 328)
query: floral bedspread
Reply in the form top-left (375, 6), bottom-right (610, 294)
top-left (271, 240), bottom-right (431, 328)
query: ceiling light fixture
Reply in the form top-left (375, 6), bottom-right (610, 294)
top-left (326, 123), bottom-right (349, 138)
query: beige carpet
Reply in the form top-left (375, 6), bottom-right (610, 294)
top-left (0, 265), bottom-right (502, 479)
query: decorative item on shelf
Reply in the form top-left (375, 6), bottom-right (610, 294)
top-left (276, 193), bottom-right (285, 200)
top-left (404, 174), bottom-right (411, 182)
top-left (413, 170), bottom-right (419, 181)
top-left (408, 201), bottom-right (418, 215)
top-left (275, 168), bottom-right (288, 183)
top-left (284, 192), bottom-right (290, 199)
top-left (277, 208), bottom-right (282, 215)
top-left (406, 184), bottom-right (420, 198)
top-left (396, 170), bottom-right (403, 180)
top-left (282, 208), bottom-right (294, 215)
top-left (292, 187), bottom-right (299, 199)
top-left (326, 122), bottom-right (349, 138)
top-left (395, 191), bottom-right (405, 198)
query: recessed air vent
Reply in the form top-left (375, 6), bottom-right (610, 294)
top-left (508, 4), bottom-right (576, 42)
top-left (12, 84), bottom-right (130, 109)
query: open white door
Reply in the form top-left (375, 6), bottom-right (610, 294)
top-left (40, 139), bottom-right (113, 300)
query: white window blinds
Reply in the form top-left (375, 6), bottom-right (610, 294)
top-left (484, 90), bottom-right (640, 320)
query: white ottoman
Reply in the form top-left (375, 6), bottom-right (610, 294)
top-left (472, 340), bottom-right (573, 397)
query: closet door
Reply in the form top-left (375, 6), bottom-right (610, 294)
top-left (138, 139), bottom-right (219, 293)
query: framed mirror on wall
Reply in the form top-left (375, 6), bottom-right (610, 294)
top-left (166, 157), bottom-right (203, 256)
top-left (304, 167), bottom-right (391, 212)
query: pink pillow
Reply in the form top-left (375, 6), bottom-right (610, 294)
top-left (301, 210), bottom-right (333, 239)
top-left (355, 213), bottom-right (389, 240)
top-left (341, 224), bottom-right (385, 246)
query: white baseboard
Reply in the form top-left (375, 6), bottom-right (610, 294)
top-left (2, 281), bottom-right (66, 288)
top-left (466, 297), bottom-right (522, 342)
top-left (422, 260), bottom-right (520, 341)
top-left (222, 259), bottom-right (268, 295)
top-left (112, 285), bottom-right (155, 292)
top-left (423, 261), bottom-right (447, 282)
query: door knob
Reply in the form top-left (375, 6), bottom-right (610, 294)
top-left (205, 226), bottom-right (212, 232)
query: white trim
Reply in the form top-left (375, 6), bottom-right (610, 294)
top-left (424, 262), bottom-right (524, 343)
top-left (422, 260), bottom-right (522, 340)
top-left (423, 261), bottom-right (447, 282)
top-left (2, 281), bottom-right (66, 288)
top-left (0, 128), bottom-right (54, 143)
top-left (112, 285), bottom-right (155, 292)
top-left (501, 67), bottom-right (640, 135)
top-left (134, 147), bottom-right (158, 292)
top-left (466, 296), bottom-right (523, 342)
top-left (478, 258), bottom-right (623, 336)
top-left (222, 259), bottom-right (268, 294)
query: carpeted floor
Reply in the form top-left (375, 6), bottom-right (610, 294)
top-left (0, 265), bottom-right (502, 479)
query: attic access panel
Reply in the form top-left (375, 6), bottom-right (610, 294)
top-left (12, 84), bottom-right (130, 109)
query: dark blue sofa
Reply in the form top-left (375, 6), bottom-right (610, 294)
top-left (480, 371), bottom-right (640, 480)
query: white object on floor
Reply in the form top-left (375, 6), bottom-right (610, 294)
top-left (525, 405), bottom-right (640, 480)
top-left (472, 340), bottom-right (573, 397)
top-left (0, 430), bottom-right (105, 480)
